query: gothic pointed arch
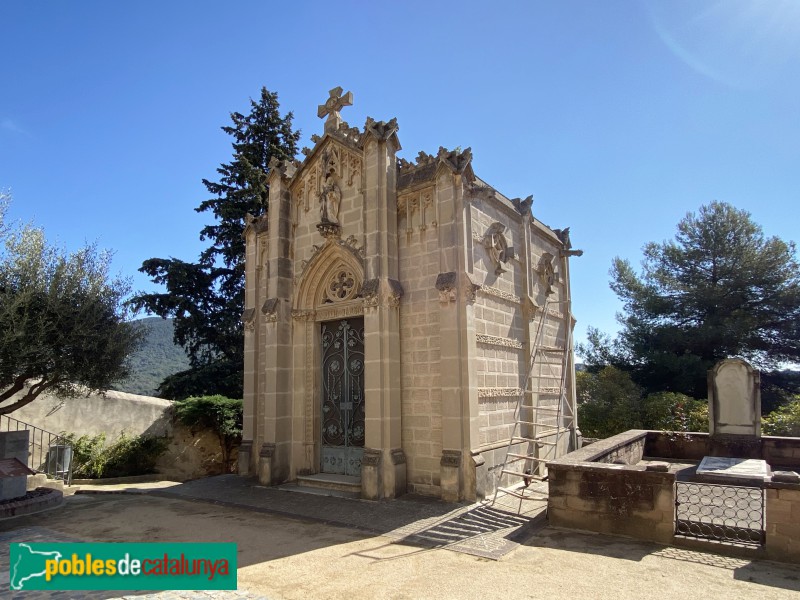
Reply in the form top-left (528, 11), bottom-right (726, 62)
top-left (295, 241), bottom-right (365, 311)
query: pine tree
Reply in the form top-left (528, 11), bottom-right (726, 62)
top-left (582, 201), bottom-right (800, 399)
top-left (132, 88), bottom-right (300, 399)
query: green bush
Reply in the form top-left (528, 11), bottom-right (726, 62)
top-left (763, 398), bottom-right (800, 437)
top-left (102, 433), bottom-right (169, 478)
top-left (577, 367), bottom-right (643, 438)
top-left (60, 431), bottom-right (168, 479)
top-left (173, 395), bottom-right (242, 471)
top-left (641, 392), bottom-right (709, 433)
top-left (61, 432), bottom-right (107, 479)
top-left (578, 367), bottom-right (708, 439)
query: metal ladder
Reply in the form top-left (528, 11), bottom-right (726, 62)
top-left (490, 297), bottom-right (573, 513)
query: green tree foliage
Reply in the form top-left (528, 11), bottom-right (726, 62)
top-left (641, 391), bottom-right (708, 434)
top-left (173, 395), bottom-right (242, 471)
top-left (132, 88), bottom-right (300, 399)
top-left (582, 202), bottom-right (800, 399)
top-left (112, 317), bottom-right (190, 397)
top-left (0, 197), bottom-right (142, 415)
top-left (577, 367), bottom-right (643, 438)
top-left (762, 397), bottom-right (800, 437)
top-left (577, 367), bottom-right (708, 438)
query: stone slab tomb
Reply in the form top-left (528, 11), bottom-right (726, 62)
top-left (239, 87), bottom-right (581, 501)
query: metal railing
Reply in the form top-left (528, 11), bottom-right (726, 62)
top-left (0, 414), bottom-right (74, 484)
top-left (675, 481), bottom-right (765, 546)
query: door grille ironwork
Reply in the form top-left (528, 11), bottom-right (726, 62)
top-left (321, 318), bottom-right (365, 477)
top-left (675, 481), bottom-right (765, 546)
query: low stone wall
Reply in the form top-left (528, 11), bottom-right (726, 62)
top-left (765, 483), bottom-right (800, 563)
top-left (11, 390), bottom-right (173, 442)
top-left (644, 432), bottom-right (800, 469)
top-left (548, 429), bottom-right (800, 563)
top-left (6, 391), bottom-right (237, 481)
top-left (548, 430), bottom-right (675, 544)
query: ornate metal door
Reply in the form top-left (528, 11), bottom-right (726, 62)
top-left (321, 318), bottom-right (365, 477)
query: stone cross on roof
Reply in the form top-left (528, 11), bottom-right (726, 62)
top-left (318, 86), bottom-right (353, 133)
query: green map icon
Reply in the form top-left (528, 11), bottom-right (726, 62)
top-left (10, 543), bottom-right (63, 590)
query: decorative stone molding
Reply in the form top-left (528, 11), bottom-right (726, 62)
top-left (267, 157), bottom-right (297, 181)
top-left (398, 188), bottom-right (436, 232)
top-left (387, 279), bottom-right (404, 308)
top-left (292, 309), bottom-right (316, 321)
top-left (469, 182), bottom-right (497, 202)
top-left (479, 285), bottom-right (521, 304)
top-left (390, 449), bottom-right (406, 465)
top-left (259, 443), bottom-right (276, 458)
top-left (325, 270), bottom-right (358, 302)
top-left (316, 221), bottom-right (341, 240)
top-left (262, 298), bottom-right (279, 323)
top-left (435, 272), bottom-right (458, 305)
top-left (315, 302), bottom-right (363, 322)
top-left (476, 334), bottom-right (523, 349)
top-left (483, 222), bottom-right (514, 276)
top-left (511, 195), bottom-right (533, 216)
top-left (244, 212), bottom-right (269, 236)
top-left (293, 141), bottom-right (363, 215)
top-left (440, 450), bottom-right (462, 468)
top-left (241, 308), bottom-right (256, 331)
top-left (437, 146), bottom-right (472, 174)
top-left (478, 387), bottom-right (524, 398)
top-left (361, 278), bottom-right (380, 308)
top-left (362, 448), bottom-right (382, 467)
top-left (554, 227), bottom-right (584, 258)
top-left (463, 278), bottom-right (480, 305)
top-left (362, 116), bottom-right (399, 144)
top-left (537, 252), bottom-right (557, 296)
top-left (360, 278), bottom-right (403, 309)
top-left (398, 150), bottom-right (436, 173)
top-left (299, 236), bottom-right (364, 279)
top-left (539, 387), bottom-right (561, 394)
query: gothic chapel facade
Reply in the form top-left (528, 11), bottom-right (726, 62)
top-left (239, 88), bottom-right (581, 501)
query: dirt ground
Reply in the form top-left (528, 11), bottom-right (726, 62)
top-left (3, 492), bottom-right (799, 600)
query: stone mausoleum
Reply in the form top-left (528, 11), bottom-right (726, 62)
top-left (239, 88), bottom-right (581, 501)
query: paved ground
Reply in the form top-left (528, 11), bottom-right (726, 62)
top-left (0, 476), bottom-right (798, 599)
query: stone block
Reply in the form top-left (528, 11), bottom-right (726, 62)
top-left (0, 431), bottom-right (29, 463)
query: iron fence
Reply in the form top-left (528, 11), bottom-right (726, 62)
top-left (675, 481), bottom-right (764, 546)
top-left (1, 414), bottom-right (73, 484)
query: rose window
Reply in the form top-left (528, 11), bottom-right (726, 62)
top-left (326, 270), bottom-right (357, 302)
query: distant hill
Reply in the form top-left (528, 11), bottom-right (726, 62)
top-left (112, 317), bottom-right (191, 397)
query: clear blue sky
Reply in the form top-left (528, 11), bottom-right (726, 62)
top-left (2, 1), bottom-right (799, 353)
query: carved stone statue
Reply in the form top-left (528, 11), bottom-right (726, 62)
top-left (320, 178), bottom-right (342, 225)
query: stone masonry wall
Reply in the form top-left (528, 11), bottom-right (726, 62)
top-left (766, 484), bottom-right (800, 563)
top-left (548, 463), bottom-right (676, 544)
top-left (469, 202), bottom-right (526, 452)
top-left (398, 189), bottom-right (443, 496)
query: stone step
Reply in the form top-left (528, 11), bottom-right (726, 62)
top-left (26, 473), bottom-right (74, 495)
top-left (295, 473), bottom-right (362, 495)
top-left (275, 483), bottom-right (361, 500)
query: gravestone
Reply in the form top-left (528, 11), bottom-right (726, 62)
top-left (698, 358), bottom-right (770, 484)
top-left (707, 358), bottom-right (760, 438)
